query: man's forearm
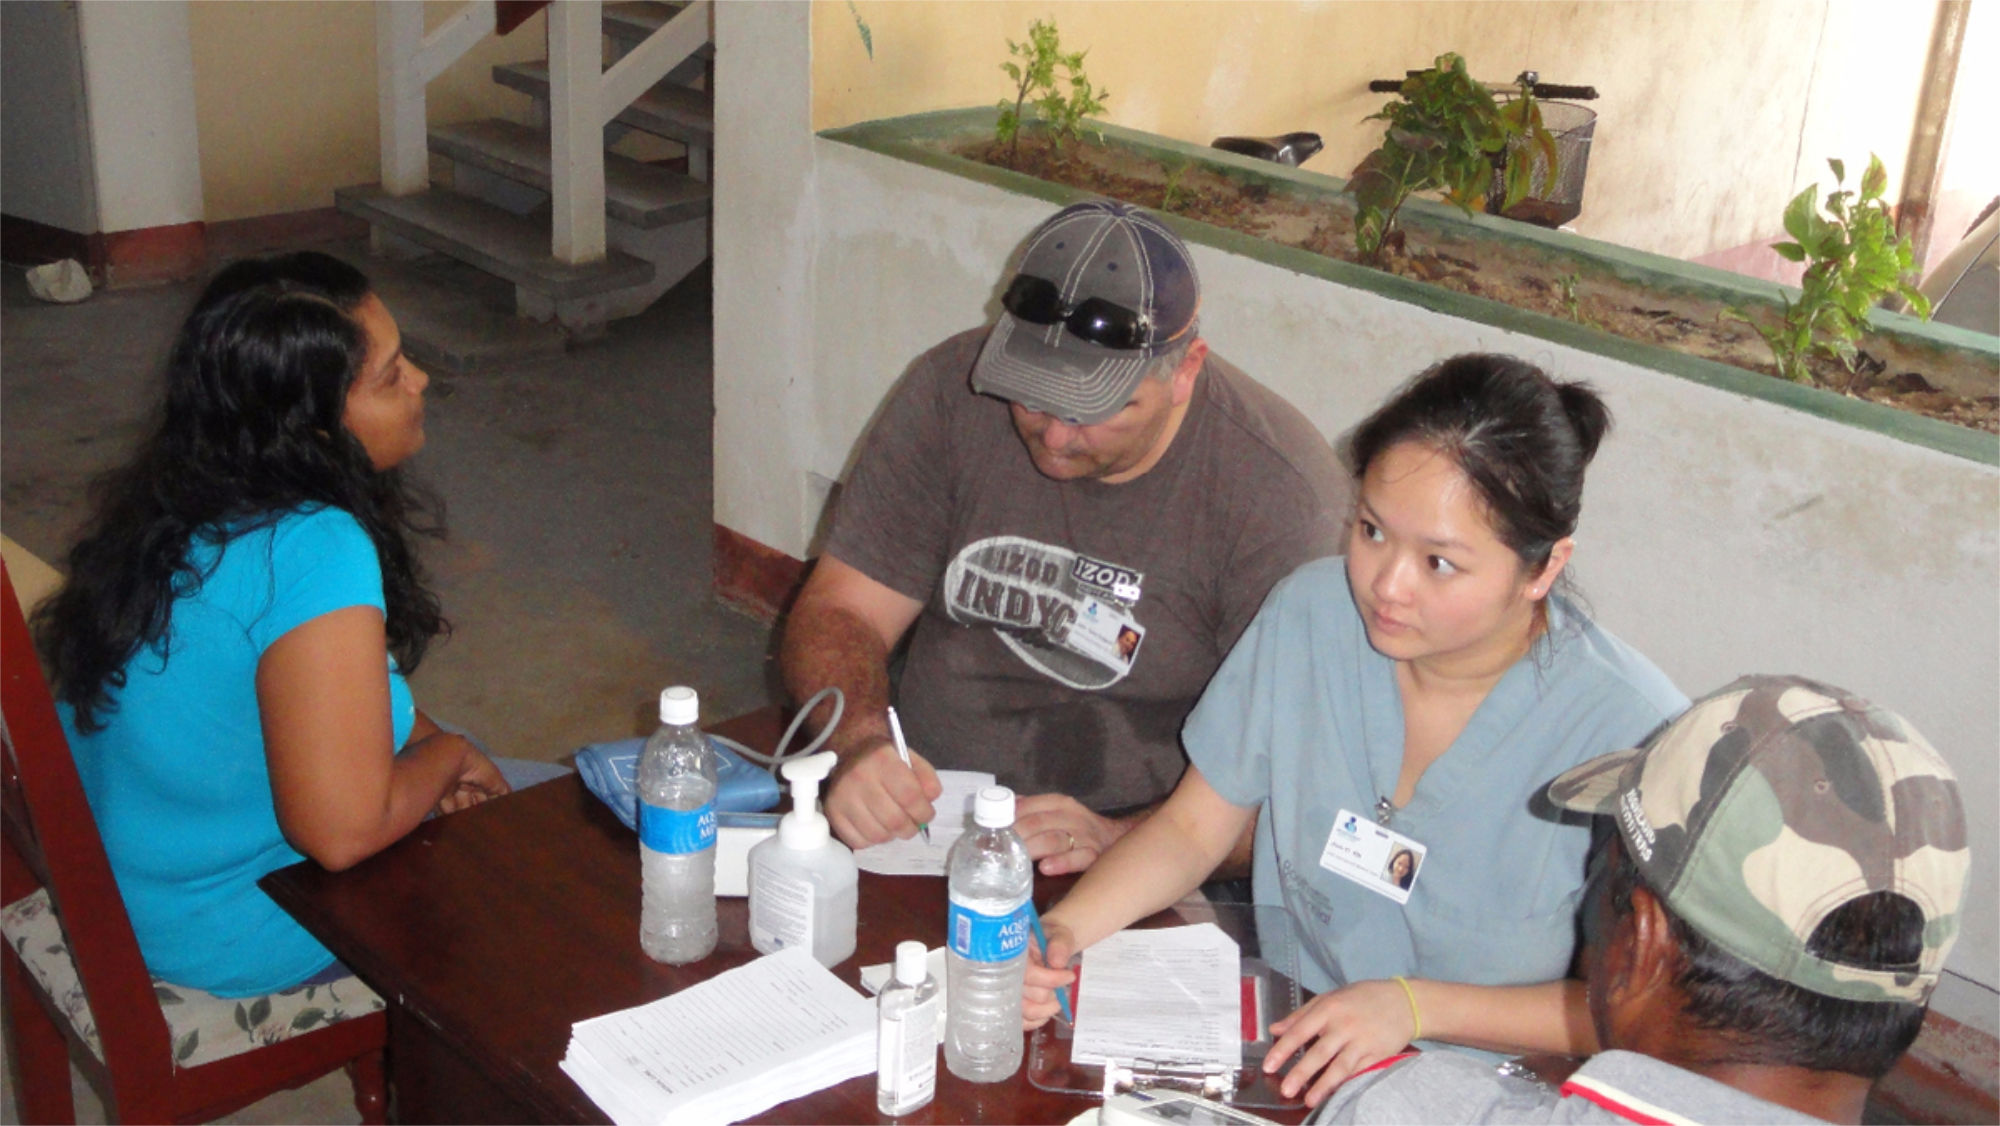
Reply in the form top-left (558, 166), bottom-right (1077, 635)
top-left (780, 599), bottom-right (896, 757)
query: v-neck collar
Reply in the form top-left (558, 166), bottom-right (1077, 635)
top-left (1355, 590), bottom-right (1571, 828)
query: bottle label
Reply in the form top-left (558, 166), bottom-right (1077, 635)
top-left (947, 893), bottom-right (1030, 963)
top-left (639, 801), bottom-right (716, 855)
top-left (878, 996), bottom-right (939, 1110)
top-left (748, 862), bottom-right (814, 953)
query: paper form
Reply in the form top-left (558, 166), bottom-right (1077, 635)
top-left (560, 946), bottom-right (875, 1126)
top-left (854, 769), bottom-right (995, 876)
top-left (1071, 922), bottom-right (1241, 1070)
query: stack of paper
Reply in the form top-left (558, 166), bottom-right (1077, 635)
top-left (854, 769), bottom-right (995, 876)
top-left (561, 947), bottom-right (876, 1126)
top-left (1071, 922), bottom-right (1241, 1070)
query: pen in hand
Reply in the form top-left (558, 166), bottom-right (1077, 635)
top-left (885, 706), bottom-right (931, 844)
top-left (1024, 901), bottom-right (1074, 1024)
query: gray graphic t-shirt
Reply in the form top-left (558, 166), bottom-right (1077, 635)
top-left (826, 328), bottom-right (1348, 812)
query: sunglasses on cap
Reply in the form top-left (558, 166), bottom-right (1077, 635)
top-left (1001, 274), bottom-right (1181, 352)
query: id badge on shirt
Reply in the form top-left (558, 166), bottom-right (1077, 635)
top-left (1067, 596), bottom-right (1145, 666)
top-left (1320, 808), bottom-right (1426, 905)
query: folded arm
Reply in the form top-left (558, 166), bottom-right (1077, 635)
top-left (258, 606), bottom-right (506, 871)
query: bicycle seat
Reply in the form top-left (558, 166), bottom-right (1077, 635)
top-left (1210, 132), bottom-right (1324, 167)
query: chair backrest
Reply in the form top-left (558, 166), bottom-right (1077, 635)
top-left (1, 560), bottom-right (176, 1082)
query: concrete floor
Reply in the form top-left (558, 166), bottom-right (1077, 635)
top-left (0, 244), bottom-right (780, 1122)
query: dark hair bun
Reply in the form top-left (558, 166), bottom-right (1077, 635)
top-left (1556, 380), bottom-right (1612, 465)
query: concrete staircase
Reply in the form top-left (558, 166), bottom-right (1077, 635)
top-left (338, 0), bottom-right (711, 335)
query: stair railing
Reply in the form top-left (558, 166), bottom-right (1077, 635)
top-left (549, 0), bottom-right (713, 265)
top-left (376, 1), bottom-right (498, 196)
top-left (375, 0), bottom-right (713, 268)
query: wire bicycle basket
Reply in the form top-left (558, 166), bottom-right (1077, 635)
top-left (1487, 96), bottom-right (1597, 228)
top-left (1365, 69), bottom-right (1600, 229)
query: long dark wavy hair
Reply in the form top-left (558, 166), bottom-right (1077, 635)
top-left (35, 251), bottom-right (446, 731)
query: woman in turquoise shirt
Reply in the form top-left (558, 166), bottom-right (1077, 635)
top-left (1025, 354), bottom-right (1686, 1107)
top-left (36, 252), bottom-right (509, 996)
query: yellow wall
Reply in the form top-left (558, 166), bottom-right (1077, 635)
top-left (812, 1), bottom-right (1937, 260)
top-left (189, 1), bottom-right (550, 223)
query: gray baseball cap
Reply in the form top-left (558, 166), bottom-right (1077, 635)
top-left (1548, 674), bottom-right (1968, 1004)
top-left (972, 200), bottom-right (1201, 425)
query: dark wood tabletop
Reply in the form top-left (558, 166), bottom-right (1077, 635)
top-left (260, 711), bottom-right (1146, 1124)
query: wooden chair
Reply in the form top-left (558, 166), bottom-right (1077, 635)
top-left (0, 561), bottom-right (388, 1124)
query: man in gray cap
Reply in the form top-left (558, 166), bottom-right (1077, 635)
top-left (1317, 674), bottom-right (1969, 1125)
top-left (781, 200), bottom-right (1347, 871)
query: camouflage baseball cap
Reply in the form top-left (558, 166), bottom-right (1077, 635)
top-left (1548, 674), bottom-right (1967, 1004)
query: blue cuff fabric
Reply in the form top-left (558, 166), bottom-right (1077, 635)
top-left (574, 736), bottom-right (783, 830)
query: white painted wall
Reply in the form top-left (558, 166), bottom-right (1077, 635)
top-left (1, 0), bottom-right (99, 233)
top-left (74, 0), bottom-right (204, 233)
top-left (714, 0), bottom-right (821, 554)
top-left (713, 3), bottom-right (2000, 1032)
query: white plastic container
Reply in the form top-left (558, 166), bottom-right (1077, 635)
top-left (943, 786), bottom-right (1032, 1082)
top-left (876, 939), bottom-right (941, 1116)
top-left (746, 751), bottom-right (858, 967)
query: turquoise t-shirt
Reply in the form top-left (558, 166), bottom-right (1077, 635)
top-left (61, 505), bottom-right (415, 997)
top-left (1186, 557), bottom-right (1686, 1012)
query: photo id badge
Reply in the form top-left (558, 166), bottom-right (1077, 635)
top-left (1319, 808), bottom-right (1426, 904)
top-left (1069, 597), bottom-right (1145, 666)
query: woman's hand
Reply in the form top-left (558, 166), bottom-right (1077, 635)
top-left (1014, 793), bottom-right (1134, 876)
top-left (1263, 979), bottom-right (1418, 1107)
top-left (1022, 918), bottom-right (1079, 1030)
top-left (431, 738), bottom-right (509, 815)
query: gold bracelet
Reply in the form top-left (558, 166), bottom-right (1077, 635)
top-left (1392, 975), bottom-right (1421, 1042)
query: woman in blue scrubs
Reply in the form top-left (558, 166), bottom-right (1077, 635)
top-left (1025, 354), bottom-right (1687, 1107)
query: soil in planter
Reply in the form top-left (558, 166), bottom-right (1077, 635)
top-left (958, 137), bottom-right (1998, 435)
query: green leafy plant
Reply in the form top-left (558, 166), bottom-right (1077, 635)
top-left (1347, 54), bottom-right (1557, 265)
top-left (996, 20), bottom-right (1109, 167)
top-left (846, 0), bottom-right (871, 60)
top-left (1726, 155), bottom-right (1932, 384)
top-left (1160, 159), bottom-right (1191, 213)
top-left (1557, 272), bottom-right (1584, 322)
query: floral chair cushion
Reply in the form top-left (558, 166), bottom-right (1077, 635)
top-left (1, 888), bottom-right (384, 1069)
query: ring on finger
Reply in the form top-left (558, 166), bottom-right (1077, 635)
top-left (1064, 830), bottom-right (1076, 852)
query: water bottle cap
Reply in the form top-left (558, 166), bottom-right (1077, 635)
top-left (972, 785), bottom-right (1015, 828)
top-left (659, 686), bottom-right (698, 725)
top-left (894, 940), bottom-right (928, 984)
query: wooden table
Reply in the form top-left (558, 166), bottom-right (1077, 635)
top-left (262, 713), bottom-right (1133, 1124)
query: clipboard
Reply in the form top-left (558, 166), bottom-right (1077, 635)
top-left (1026, 898), bottom-right (1309, 1111)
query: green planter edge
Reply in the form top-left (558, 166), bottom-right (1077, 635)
top-left (821, 108), bottom-right (1999, 468)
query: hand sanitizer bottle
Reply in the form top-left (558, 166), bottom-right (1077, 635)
top-left (747, 751), bottom-right (858, 966)
top-left (876, 940), bottom-right (940, 1116)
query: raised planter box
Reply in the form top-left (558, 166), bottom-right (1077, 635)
top-left (825, 108), bottom-right (1998, 465)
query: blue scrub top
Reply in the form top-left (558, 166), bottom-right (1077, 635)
top-left (1186, 557), bottom-right (1686, 1009)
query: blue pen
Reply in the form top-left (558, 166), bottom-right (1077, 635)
top-left (1023, 900), bottom-right (1075, 1024)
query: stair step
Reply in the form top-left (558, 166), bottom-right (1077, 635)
top-left (430, 119), bottom-right (709, 229)
top-left (335, 184), bottom-right (653, 301)
top-left (493, 61), bottom-right (713, 150)
top-left (603, 1), bottom-right (712, 59)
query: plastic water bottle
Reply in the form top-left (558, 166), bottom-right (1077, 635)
top-left (638, 686), bottom-right (717, 963)
top-left (876, 940), bottom-right (941, 1116)
top-left (943, 786), bottom-right (1032, 1082)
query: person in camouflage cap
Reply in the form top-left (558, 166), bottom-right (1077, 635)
top-left (1317, 674), bottom-right (1968, 1125)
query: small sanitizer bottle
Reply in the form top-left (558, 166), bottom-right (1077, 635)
top-left (876, 940), bottom-right (940, 1117)
top-left (746, 751), bottom-right (858, 966)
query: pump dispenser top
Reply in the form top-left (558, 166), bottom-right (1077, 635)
top-left (777, 751), bottom-right (838, 849)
